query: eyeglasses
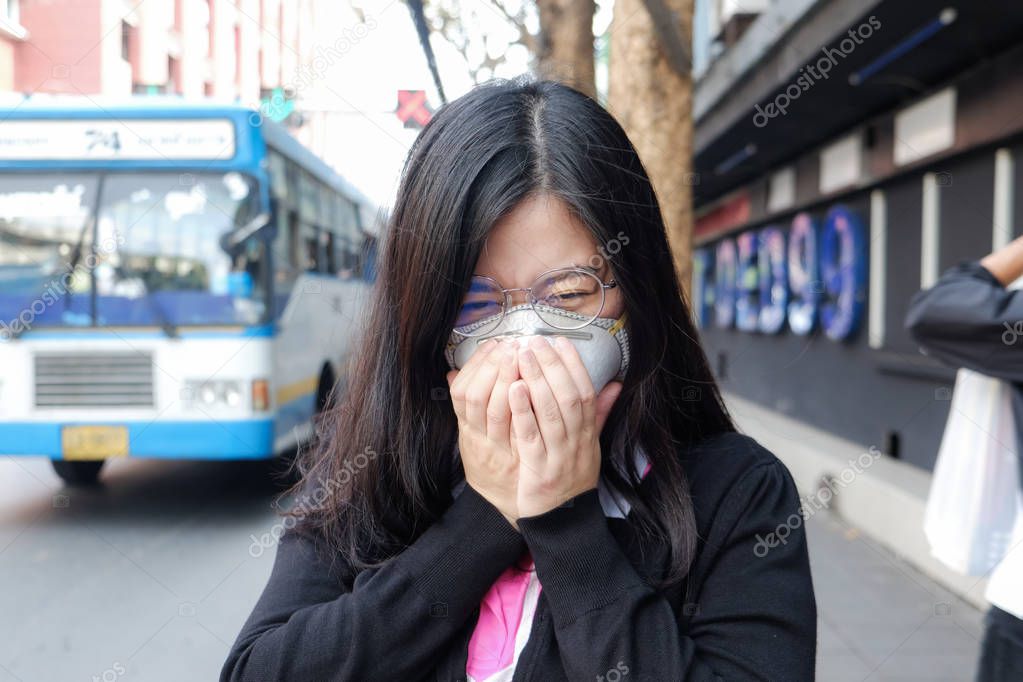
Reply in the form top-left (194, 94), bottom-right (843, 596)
top-left (453, 266), bottom-right (618, 337)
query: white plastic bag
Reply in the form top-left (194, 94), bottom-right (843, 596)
top-left (924, 367), bottom-right (1021, 576)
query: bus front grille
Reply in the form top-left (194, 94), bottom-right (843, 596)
top-left (34, 352), bottom-right (156, 408)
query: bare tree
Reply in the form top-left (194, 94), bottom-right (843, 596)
top-left (422, 0), bottom-right (533, 84)
top-left (425, 0), bottom-right (595, 97)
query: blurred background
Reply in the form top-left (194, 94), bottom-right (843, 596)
top-left (2, 0), bottom-right (1022, 680)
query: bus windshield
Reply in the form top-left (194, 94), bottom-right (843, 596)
top-left (0, 171), bottom-right (268, 331)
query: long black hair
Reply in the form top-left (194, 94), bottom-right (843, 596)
top-left (288, 76), bottom-right (736, 587)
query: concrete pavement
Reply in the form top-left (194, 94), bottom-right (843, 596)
top-left (809, 508), bottom-right (983, 681)
top-left (726, 390), bottom-right (989, 680)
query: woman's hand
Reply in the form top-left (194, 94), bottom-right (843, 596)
top-left (446, 339), bottom-right (521, 528)
top-left (510, 335), bottom-right (623, 519)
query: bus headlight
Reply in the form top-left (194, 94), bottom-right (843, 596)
top-left (183, 379), bottom-right (244, 409)
top-left (224, 383), bottom-right (242, 408)
top-left (199, 384), bottom-right (218, 406)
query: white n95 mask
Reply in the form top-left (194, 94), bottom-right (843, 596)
top-left (444, 303), bottom-right (630, 393)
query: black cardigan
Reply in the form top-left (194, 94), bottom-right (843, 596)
top-left (221, 431), bottom-right (817, 681)
top-left (905, 259), bottom-right (1023, 492)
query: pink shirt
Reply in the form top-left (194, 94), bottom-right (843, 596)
top-left (460, 447), bottom-right (651, 681)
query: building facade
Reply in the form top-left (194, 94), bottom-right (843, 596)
top-left (0, 0), bottom-right (308, 107)
top-left (692, 0), bottom-right (1023, 473)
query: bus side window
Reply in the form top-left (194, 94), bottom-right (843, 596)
top-left (361, 236), bottom-right (378, 284)
top-left (232, 237), bottom-right (267, 312)
top-left (270, 204), bottom-right (297, 318)
top-left (270, 206), bottom-right (285, 272)
top-left (317, 226), bottom-right (331, 274)
top-left (334, 237), bottom-right (354, 280)
top-left (340, 236), bottom-right (355, 279)
top-left (288, 210), bottom-right (302, 270)
top-left (349, 234), bottom-right (364, 275)
top-left (302, 223), bottom-right (320, 273)
top-left (325, 231), bottom-right (337, 274)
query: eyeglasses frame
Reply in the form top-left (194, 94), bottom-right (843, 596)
top-left (453, 265), bottom-right (618, 338)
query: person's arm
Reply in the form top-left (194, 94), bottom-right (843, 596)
top-left (905, 236), bottom-right (1023, 382)
top-left (517, 459), bottom-right (816, 681)
top-left (980, 235), bottom-right (1023, 287)
top-left (220, 484), bottom-right (525, 681)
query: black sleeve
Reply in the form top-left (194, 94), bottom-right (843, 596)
top-left (517, 460), bottom-right (817, 681)
top-left (220, 484), bottom-right (525, 681)
top-left (905, 260), bottom-right (1023, 382)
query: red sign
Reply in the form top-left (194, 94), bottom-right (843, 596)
top-left (695, 191), bottom-right (751, 244)
top-left (397, 90), bottom-right (432, 129)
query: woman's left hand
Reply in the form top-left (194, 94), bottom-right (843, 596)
top-left (510, 335), bottom-right (623, 519)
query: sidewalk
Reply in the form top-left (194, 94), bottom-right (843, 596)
top-left (808, 509), bottom-right (983, 681)
top-left (726, 392), bottom-right (988, 680)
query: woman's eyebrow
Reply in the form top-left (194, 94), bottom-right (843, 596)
top-left (569, 262), bottom-right (601, 274)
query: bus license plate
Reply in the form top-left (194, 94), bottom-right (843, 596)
top-left (61, 426), bottom-right (129, 460)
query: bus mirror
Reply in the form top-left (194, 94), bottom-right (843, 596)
top-left (220, 212), bottom-right (271, 254)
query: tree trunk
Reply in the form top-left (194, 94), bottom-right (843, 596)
top-left (535, 0), bottom-right (597, 98)
top-left (607, 0), bottom-right (695, 297)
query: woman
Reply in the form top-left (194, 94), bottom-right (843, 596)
top-left (221, 78), bottom-right (817, 681)
top-left (906, 239), bottom-right (1023, 682)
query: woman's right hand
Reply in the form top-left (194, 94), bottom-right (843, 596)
top-left (447, 339), bottom-right (521, 529)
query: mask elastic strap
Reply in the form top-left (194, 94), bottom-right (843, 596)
top-left (607, 311), bottom-right (627, 336)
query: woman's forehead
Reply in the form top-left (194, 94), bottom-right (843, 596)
top-left (475, 194), bottom-right (603, 284)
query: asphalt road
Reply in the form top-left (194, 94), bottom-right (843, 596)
top-left (0, 456), bottom-right (287, 682)
top-left (0, 455), bottom-right (985, 682)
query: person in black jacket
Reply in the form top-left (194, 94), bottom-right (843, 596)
top-left (906, 241), bottom-right (1023, 682)
top-left (221, 78), bottom-right (817, 682)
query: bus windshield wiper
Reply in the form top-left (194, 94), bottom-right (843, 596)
top-left (127, 283), bottom-right (179, 338)
top-left (111, 246), bottom-right (179, 339)
top-left (66, 174), bottom-right (105, 313)
top-left (66, 206), bottom-right (95, 282)
top-left (10, 176), bottom-right (104, 340)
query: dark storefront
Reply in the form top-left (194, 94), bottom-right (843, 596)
top-left (692, 0), bottom-right (1023, 472)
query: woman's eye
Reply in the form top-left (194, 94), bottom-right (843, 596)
top-left (542, 290), bottom-right (593, 309)
top-left (462, 298), bottom-right (501, 311)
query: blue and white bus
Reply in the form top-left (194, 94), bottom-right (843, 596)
top-left (0, 98), bottom-right (380, 484)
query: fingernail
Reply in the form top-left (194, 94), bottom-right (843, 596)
top-left (519, 348), bottom-right (536, 369)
